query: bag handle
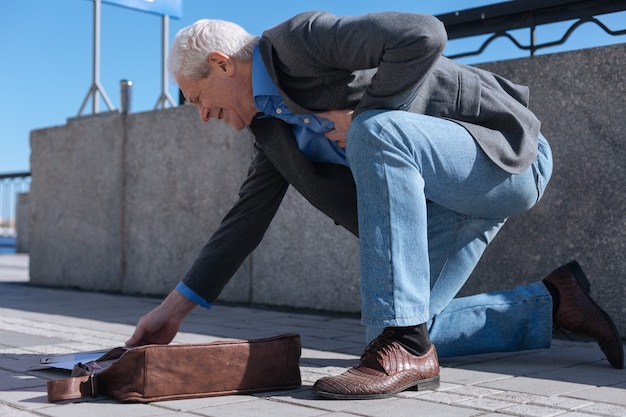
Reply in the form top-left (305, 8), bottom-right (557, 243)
top-left (46, 346), bottom-right (129, 402)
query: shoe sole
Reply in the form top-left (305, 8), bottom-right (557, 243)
top-left (313, 375), bottom-right (440, 400)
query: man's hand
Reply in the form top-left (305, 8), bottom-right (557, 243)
top-left (126, 290), bottom-right (196, 346)
top-left (318, 110), bottom-right (354, 148)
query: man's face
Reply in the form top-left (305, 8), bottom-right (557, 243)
top-left (177, 53), bottom-right (255, 131)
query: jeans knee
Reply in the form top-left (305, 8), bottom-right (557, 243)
top-left (346, 110), bottom-right (398, 164)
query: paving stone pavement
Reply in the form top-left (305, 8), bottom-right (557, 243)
top-left (1, 254), bottom-right (625, 417)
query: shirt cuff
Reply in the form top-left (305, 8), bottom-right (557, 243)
top-left (175, 281), bottom-right (212, 310)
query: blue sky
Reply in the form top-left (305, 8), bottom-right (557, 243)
top-left (1, 0), bottom-right (624, 174)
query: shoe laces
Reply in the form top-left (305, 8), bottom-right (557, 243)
top-left (360, 329), bottom-right (397, 372)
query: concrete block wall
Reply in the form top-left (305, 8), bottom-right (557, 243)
top-left (466, 44), bottom-right (625, 333)
top-left (118, 107), bottom-right (251, 298)
top-left (29, 44), bottom-right (624, 333)
top-left (30, 114), bottom-right (125, 292)
top-left (29, 105), bottom-right (361, 313)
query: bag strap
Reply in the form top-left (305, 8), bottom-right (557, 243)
top-left (46, 347), bottom-right (127, 402)
top-left (47, 374), bottom-right (99, 402)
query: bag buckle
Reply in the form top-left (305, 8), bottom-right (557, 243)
top-left (74, 363), bottom-right (98, 397)
top-left (86, 373), bottom-right (97, 397)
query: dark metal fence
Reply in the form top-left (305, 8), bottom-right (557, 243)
top-left (0, 172), bottom-right (31, 240)
top-left (436, 0), bottom-right (626, 60)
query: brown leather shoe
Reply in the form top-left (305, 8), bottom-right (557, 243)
top-left (313, 329), bottom-right (440, 399)
top-left (544, 260), bottom-right (624, 369)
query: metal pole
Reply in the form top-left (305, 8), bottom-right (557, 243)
top-left (93, 0), bottom-right (101, 113)
top-left (155, 15), bottom-right (176, 109)
top-left (530, 15), bottom-right (537, 57)
top-left (78, 0), bottom-right (114, 116)
top-left (120, 79), bottom-right (133, 114)
top-left (161, 15), bottom-right (168, 100)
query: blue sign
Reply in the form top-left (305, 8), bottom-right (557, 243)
top-left (100, 0), bottom-right (182, 19)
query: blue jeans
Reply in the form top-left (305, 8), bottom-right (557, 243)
top-left (346, 110), bottom-right (554, 357)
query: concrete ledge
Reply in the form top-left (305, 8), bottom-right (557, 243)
top-left (29, 114), bottom-right (124, 292)
top-left (255, 188), bottom-right (361, 312)
top-left (467, 44), bottom-right (626, 334)
top-left (28, 105), bottom-right (361, 313)
top-left (28, 44), bottom-right (625, 334)
top-left (120, 106), bottom-right (253, 299)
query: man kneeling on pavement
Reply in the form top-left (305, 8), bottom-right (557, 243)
top-left (128, 11), bottom-right (624, 399)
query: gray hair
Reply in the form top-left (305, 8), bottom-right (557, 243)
top-left (169, 19), bottom-right (259, 80)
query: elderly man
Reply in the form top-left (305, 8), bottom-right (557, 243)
top-left (128, 11), bottom-right (623, 399)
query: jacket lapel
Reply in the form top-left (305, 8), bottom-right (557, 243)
top-left (249, 117), bottom-right (359, 235)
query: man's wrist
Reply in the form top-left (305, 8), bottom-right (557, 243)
top-left (175, 281), bottom-right (213, 310)
top-left (161, 289), bottom-right (197, 320)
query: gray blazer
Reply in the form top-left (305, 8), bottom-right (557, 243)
top-left (181, 11), bottom-right (541, 301)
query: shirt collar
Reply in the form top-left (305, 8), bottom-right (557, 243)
top-left (252, 45), bottom-right (280, 98)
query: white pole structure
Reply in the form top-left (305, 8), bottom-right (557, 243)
top-left (154, 15), bottom-right (176, 109)
top-left (78, 0), bottom-right (114, 116)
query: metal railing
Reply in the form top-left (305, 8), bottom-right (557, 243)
top-left (436, 0), bottom-right (626, 60)
top-left (0, 172), bottom-right (31, 240)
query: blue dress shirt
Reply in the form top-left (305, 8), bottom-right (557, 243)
top-left (251, 46), bottom-right (348, 166)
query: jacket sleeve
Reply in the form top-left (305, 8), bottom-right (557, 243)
top-left (180, 140), bottom-right (289, 303)
top-left (267, 11), bottom-right (448, 116)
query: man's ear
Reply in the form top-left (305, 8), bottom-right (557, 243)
top-left (207, 51), bottom-right (234, 75)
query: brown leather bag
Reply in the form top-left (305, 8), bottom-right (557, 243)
top-left (46, 334), bottom-right (301, 403)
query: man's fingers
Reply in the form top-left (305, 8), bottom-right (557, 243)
top-left (126, 332), bottom-right (140, 346)
top-left (126, 317), bottom-right (148, 346)
top-left (324, 129), bottom-right (340, 141)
